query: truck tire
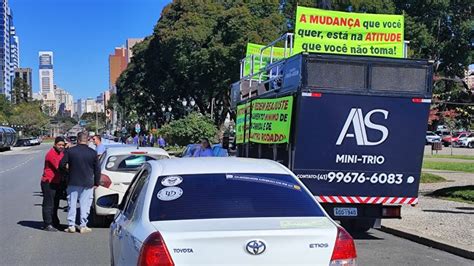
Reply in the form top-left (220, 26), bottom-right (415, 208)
top-left (340, 219), bottom-right (375, 233)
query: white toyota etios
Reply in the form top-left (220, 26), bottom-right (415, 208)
top-left (97, 157), bottom-right (357, 266)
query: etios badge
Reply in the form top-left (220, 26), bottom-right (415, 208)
top-left (157, 187), bottom-right (183, 201)
top-left (161, 176), bottom-right (183, 187)
top-left (245, 240), bottom-right (266, 255)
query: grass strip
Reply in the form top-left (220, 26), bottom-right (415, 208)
top-left (424, 154), bottom-right (474, 160)
top-left (420, 173), bottom-right (447, 183)
top-left (422, 161), bottom-right (474, 173)
top-left (429, 186), bottom-right (474, 204)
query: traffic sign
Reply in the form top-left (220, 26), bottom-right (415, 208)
top-left (135, 123), bottom-right (141, 134)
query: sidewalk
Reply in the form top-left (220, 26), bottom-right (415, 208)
top-left (382, 169), bottom-right (474, 259)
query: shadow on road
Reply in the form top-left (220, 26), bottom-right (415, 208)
top-left (423, 209), bottom-right (473, 215)
top-left (456, 207), bottom-right (474, 211)
top-left (350, 231), bottom-right (384, 240)
top-left (17, 220), bottom-right (44, 230)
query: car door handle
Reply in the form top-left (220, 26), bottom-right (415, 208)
top-left (116, 225), bottom-right (123, 238)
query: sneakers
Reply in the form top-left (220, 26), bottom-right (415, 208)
top-left (43, 225), bottom-right (58, 232)
top-left (79, 227), bottom-right (92, 234)
top-left (64, 226), bottom-right (76, 233)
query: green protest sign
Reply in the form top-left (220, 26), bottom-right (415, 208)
top-left (243, 43), bottom-right (287, 78)
top-left (237, 96), bottom-right (294, 144)
top-left (235, 102), bottom-right (250, 144)
top-left (294, 6), bottom-right (404, 58)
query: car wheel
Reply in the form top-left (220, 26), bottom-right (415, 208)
top-left (443, 142), bottom-right (449, 147)
top-left (469, 142), bottom-right (474, 148)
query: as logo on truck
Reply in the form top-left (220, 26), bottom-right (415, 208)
top-left (336, 108), bottom-right (389, 146)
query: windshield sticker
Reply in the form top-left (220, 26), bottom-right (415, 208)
top-left (106, 162), bottom-right (115, 168)
top-left (161, 176), bottom-right (183, 187)
top-left (108, 156), bottom-right (117, 162)
top-left (280, 220), bottom-right (328, 229)
top-left (157, 187), bottom-right (183, 201)
top-left (226, 174), bottom-right (301, 191)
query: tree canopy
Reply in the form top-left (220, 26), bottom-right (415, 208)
top-left (117, 0), bottom-right (473, 127)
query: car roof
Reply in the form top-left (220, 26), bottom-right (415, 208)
top-left (105, 146), bottom-right (170, 157)
top-left (148, 157), bottom-right (292, 176)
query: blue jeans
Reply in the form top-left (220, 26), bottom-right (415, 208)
top-left (67, 186), bottom-right (93, 227)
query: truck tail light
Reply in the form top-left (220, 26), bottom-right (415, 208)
top-left (138, 231), bottom-right (174, 266)
top-left (382, 206), bottom-right (401, 218)
top-left (330, 227), bottom-right (357, 266)
top-left (99, 174), bottom-right (112, 188)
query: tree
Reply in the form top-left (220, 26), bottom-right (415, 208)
top-left (158, 112), bottom-right (218, 146)
top-left (11, 77), bottom-right (31, 104)
top-left (117, 0), bottom-right (287, 126)
top-left (80, 112), bottom-right (106, 133)
top-left (8, 101), bottom-right (49, 136)
top-left (0, 94), bottom-right (11, 124)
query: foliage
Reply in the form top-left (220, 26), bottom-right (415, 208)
top-left (11, 77), bottom-right (31, 104)
top-left (117, 0), bottom-right (286, 126)
top-left (8, 101), bottom-right (49, 136)
top-left (117, 1), bottom-right (473, 128)
top-left (80, 112), bottom-right (106, 132)
top-left (158, 112), bottom-right (218, 146)
top-left (52, 115), bottom-right (78, 133)
top-left (0, 94), bottom-right (11, 123)
top-left (424, 154), bottom-right (474, 160)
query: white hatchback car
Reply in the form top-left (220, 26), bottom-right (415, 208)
top-left (97, 157), bottom-right (357, 266)
top-left (92, 147), bottom-right (170, 224)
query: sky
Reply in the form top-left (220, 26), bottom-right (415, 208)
top-left (10, 0), bottom-right (171, 100)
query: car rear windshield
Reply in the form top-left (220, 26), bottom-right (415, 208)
top-left (149, 173), bottom-right (324, 221)
top-left (106, 154), bottom-right (168, 172)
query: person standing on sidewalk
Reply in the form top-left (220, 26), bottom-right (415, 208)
top-left (60, 132), bottom-right (100, 234)
top-left (40, 136), bottom-right (66, 232)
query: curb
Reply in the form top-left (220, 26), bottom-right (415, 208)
top-left (379, 226), bottom-right (474, 260)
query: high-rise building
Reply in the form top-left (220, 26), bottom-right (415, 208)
top-left (108, 47), bottom-right (127, 92)
top-left (126, 38), bottom-right (144, 63)
top-left (39, 51), bottom-right (54, 97)
top-left (54, 85), bottom-right (74, 117)
top-left (10, 26), bottom-right (18, 68)
top-left (14, 67), bottom-right (32, 99)
top-left (0, 0), bottom-right (15, 99)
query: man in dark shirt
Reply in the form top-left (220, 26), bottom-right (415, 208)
top-left (60, 132), bottom-right (100, 233)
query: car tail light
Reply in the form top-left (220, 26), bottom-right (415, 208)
top-left (138, 231), bottom-right (174, 266)
top-left (330, 227), bottom-right (357, 266)
top-left (99, 174), bottom-right (112, 188)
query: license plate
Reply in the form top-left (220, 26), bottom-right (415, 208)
top-left (334, 207), bottom-right (358, 217)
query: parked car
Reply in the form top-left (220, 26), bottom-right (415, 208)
top-left (92, 146), bottom-right (170, 226)
top-left (456, 133), bottom-right (473, 148)
top-left (97, 157), bottom-right (357, 265)
top-left (441, 132), bottom-right (469, 147)
top-left (14, 138), bottom-right (31, 147)
top-left (448, 132), bottom-right (471, 147)
top-left (425, 131), bottom-right (441, 145)
top-left (181, 143), bottom-right (229, 157)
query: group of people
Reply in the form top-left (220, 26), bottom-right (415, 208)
top-left (40, 132), bottom-right (101, 233)
top-left (121, 132), bottom-right (166, 148)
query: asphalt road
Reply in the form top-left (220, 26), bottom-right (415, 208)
top-left (0, 144), bottom-right (472, 266)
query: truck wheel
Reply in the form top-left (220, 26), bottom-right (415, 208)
top-left (340, 219), bottom-right (375, 233)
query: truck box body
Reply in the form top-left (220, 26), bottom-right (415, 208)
top-left (234, 53), bottom-right (433, 224)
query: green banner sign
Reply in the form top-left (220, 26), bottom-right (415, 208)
top-left (243, 43), bottom-right (288, 78)
top-left (236, 96), bottom-right (293, 144)
top-left (294, 6), bottom-right (404, 58)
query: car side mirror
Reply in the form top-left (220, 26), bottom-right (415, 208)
top-left (96, 194), bottom-right (119, 209)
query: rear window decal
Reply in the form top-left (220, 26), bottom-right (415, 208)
top-left (161, 176), bottom-right (183, 187)
top-left (157, 187), bottom-right (183, 201)
top-left (108, 156), bottom-right (117, 162)
top-left (226, 174), bottom-right (301, 191)
top-left (106, 162), bottom-right (115, 168)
